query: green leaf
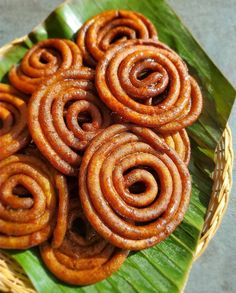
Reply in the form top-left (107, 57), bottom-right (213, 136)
top-left (0, 0), bottom-right (235, 292)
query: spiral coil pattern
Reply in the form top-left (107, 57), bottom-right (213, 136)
top-left (96, 39), bottom-right (203, 130)
top-left (0, 8), bottom-right (206, 289)
top-left (112, 111), bottom-right (191, 164)
top-left (9, 39), bottom-right (82, 94)
top-left (0, 154), bottom-right (68, 249)
top-left (0, 84), bottom-right (30, 160)
top-left (79, 124), bottom-right (191, 250)
top-left (28, 68), bottom-right (111, 176)
top-left (40, 199), bottom-right (128, 285)
top-left (159, 129), bottom-right (190, 165)
top-left (77, 10), bottom-right (158, 67)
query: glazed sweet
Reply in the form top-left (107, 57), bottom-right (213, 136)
top-left (0, 83), bottom-right (30, 160)
top-left (0, 154), bottom-right (68, 249)
top-left (9, 39), bottom-right (82, 94)
top-left (157, 77), bottom-right (203, 133)
top-left (77, 10), bottom-right (157, 67)
top-left (0, 9), bottom-right (204, 286)
top-left (111, 111), bottom-right (191, 164)
top-left (40, 199), bottom-right (128, 285)
top-left (159, 129), bottom-right (190, 165)
top-left (28, 68), bottom-right (111, 176)
top-left (96, 39), bottom-right (202, 130)
top-left (79, 124), bottom-right (191, 250)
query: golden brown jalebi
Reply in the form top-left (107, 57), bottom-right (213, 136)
top-left (0, 83), bottom-right (30, 160)
top-left (9, 39), bottom-right (82, 94)
top-left (0, 154), bottom-right (68, 249)
top-left (158, 129), bottom-right (190, 165)
top-left (40, 199), bottom-right (128, 285)
top-left (77, 10), bottom-right (158, 67)
top-left (111, 112), bottom-right (191, 164)
top-left (0, 8), bottom-right (204, 286)
top-left (28, 68), bottom-right (111, 176)
top-left (96, 39), bottom-right (203, 130)
top-left (79, 124), bottom-right (191, 250)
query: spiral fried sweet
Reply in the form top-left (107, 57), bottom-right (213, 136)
top-left (28, 68), bottom-right (111, 176)
top-left (40, 199), bottom-right (128, 285)
top-left (9, 39), bottom-right (82, 94)
top-left (76, 10), bottom-right (157, 67)
top-left (158, 129), bottom-right (190, 165)
top-left (79, 124), bottom-right (191, 250)
top-left (0, 83), bottom-right (30, 160)
top-left (96, 39), bottom-right (203, 130)
top-left (111, 112), bottom-right (191, 164)
top-left (0, 154), bottom-right (68, 249)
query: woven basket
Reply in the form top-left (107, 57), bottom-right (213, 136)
top-left (0, 125), bottom-right (233, 292)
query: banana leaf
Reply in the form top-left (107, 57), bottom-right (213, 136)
top-left (0, 0), bottom-right (235, 292)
